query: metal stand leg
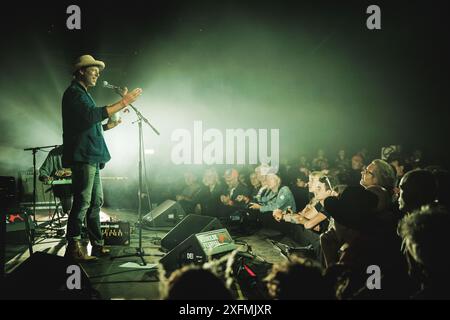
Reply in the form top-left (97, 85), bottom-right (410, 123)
top-left (24, 211), bottom-right (33, 256)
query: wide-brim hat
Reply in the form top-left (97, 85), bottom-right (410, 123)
top-left (324, 185), bottom-right (379, 232)
top-left (73, 55), bottom-right (105, 73)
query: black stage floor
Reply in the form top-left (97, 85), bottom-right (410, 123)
top-left (4, 208), bottom-right (293, 300)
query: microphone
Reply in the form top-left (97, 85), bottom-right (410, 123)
top-left (102, 81), bottom-right (123, 91)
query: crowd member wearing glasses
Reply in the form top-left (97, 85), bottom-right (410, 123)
top-left (360, 159), bottom-right (397, 194)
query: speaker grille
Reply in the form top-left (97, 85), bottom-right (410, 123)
top-left (161, 214), bottom-right (222, 251)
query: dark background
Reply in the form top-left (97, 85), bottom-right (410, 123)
top-left (1, 0), bottom-right (449, 178)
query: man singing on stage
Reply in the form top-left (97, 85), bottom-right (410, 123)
top-left (62, 54), bottom-right (142, 261)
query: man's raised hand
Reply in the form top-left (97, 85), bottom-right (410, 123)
top-left (121, 88), bottom-right (143, 107)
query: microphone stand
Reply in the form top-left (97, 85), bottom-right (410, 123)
top-left (22, 144), bottom-right (59, 255)
top-left (109, 89), bottom-right (160, 266)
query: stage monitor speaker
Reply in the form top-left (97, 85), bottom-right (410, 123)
top-left (142, 200), bottom-right (186, 228)
top-left (2, 252), bottom-right (97, 300)
top-left (161, 214), bottom-right (223, 252)
top-left (5, 208), bottom-right (35, 244)
top-left (159, 228), bottom-right (236, 273)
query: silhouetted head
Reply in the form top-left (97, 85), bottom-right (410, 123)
top-left (351, 153), bottom-right (365, 170)
top-left (398, 169), bottom-right (437, 213)
top-left (399, 205), bottom-right (450, 286)
top-left (430, 169), bottom-right (450, 207)
top-left (265, 256), bottom-right (334, 300)
top-left (162, 265), bottom-right (233, 300)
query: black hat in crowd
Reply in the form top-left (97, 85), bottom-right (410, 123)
top-left (324, 185), bottom-right (380, 232)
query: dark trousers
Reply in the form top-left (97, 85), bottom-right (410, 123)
top-left (259, 214), bottom-right (323, 264)
top-left (291, 225), bottom-right (324, 265)
top-left (66, 163), bottom-right (103, 246)
top-left (53, 185), bottom-right (73, 214)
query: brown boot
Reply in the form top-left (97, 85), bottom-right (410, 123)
top-left (91, 245), bottom-right (110, 257)
top-left (79, 239), bottom-right (89, 257)
top-left (65, 240), bottom-right (97, 262)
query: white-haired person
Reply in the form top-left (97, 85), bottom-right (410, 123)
top-left (248, 174), bottom-right (296, 234)
top-left (360, 159), bottom-right (397, 194)
top-left (249, 174), bottom-right (296, 213)
top-left (235, 164), bottom-right (277, 206)
top-left (252, 164), bottom-right (276, 203)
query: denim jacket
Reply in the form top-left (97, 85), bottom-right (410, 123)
top-left (62, 81), bottom-right (111, 167)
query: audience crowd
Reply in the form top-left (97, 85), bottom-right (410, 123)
top-left (153, 147), bottom-right (450, 300)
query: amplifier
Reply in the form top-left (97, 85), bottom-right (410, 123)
top-left (5, 208), bottom-right (35, 244)
top-left (100, 221), bottom-right (130, 246)
top-left (159, 228), bottom-right (236, 273)
top-left (0, 176), bottom-right (16, 208)
top-left (195, 228), bottom-right (236, 256)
